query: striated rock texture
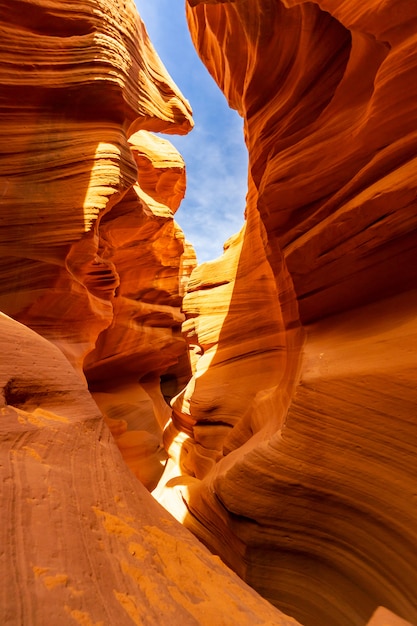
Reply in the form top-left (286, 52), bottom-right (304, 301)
top-left (83, 130), bottom-right (195, 489)
top-left (0, 312), bottom-right (301, 626)
top-left (0, 1), bottom-right (302, 624)
top-left (0, 0), bottom-right (193, 370)
top-left (2, 0), bottom-right (417, 624)
top-left (0, 0), bottom-right (197, 486)
top-left (154, 1), bottom-right (417, 626)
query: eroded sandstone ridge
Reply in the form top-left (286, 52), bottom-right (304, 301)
top-left (0, 0), bottom-right (301, 624)
top-left (0, 0), bottom-right (197, 487)
top-left (154, 1), bottom-right (417, 626)
top-left (0, 313), bottom-right (300, 625)
top-left (2, 0), bottom-right (417, 625)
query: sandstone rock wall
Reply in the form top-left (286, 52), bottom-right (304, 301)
top-left (0, 0), bottom-right (194, 366)
top-left (0, 1), bottom-right (305, 624)
top-left (2, 0), bottom-right (417, 624)
top-left (155, 1), bottom-right (417, 625)
top-left (0, 312), bottom-right (301, 625)
top-left (0, 0), bottom-right (198, 486)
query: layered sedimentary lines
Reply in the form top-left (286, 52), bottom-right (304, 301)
top-left (0, 0), bottom-right (305, 624)
top-left (0, 0), bottom-right (196, 488)
top-left (186, 0), bottom-right (417, 321)
top-left (0, 314), bottom-right (300, 625)
top-left (1, 0), bottom-right (417, 625)
top-left (0, 0), bottom-right (194, 384)
top-left (152, 1), bottom-right (417, 625)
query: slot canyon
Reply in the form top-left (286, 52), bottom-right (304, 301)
top-left (0, 1), bottom-right (416, 625)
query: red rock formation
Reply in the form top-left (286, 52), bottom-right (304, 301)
top-left (0, 0), bottom-right (198, 487)
top-left (81, 130), bottom-right (195, 489)
top-left (154, 1), bottom-right (417, 625)
top-left (0, 0), bottom-right (193, 374)
top-left (2, 0), bottom-right (417, 624)
top-left (0, 0), bottom-right (304, 623)
top-left (0, 312), bottom-right (301, 625)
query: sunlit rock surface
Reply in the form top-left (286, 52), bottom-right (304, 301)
top-left (0, 0), bottom-right (304, 623)
top-left (2, 0), bottom-right (417, 624)
top-left (366, 607), bottom-right (415, 626)
top-left (154, 1), bottom-right (417, 625)
top-left (82, 130), bottom-right (196, 489)
top-left (0, 0), bottom-right (193, 373)
top-left (0, 313), bottom-right (301, 626)
top-left (0, 0), bottom-right (197, 485)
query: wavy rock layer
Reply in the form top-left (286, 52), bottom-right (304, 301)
top-left (0, 0), bottom-right (304, 623)
top-left (0, 0), bottom-right (197, 484)
top-left (0, 313), bottom-right (301, 626)
top-left (155, 1), bottom-right (417, 625)
top-left (2, 0), bottom-right (416, 624)
top-left (0, 0), bottom-right (193, 370)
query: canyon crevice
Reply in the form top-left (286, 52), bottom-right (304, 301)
top-left (1, 1), bottom-right (416, 625)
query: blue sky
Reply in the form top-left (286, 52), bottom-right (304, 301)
top-left (134, 0), bottom-right (248, 263)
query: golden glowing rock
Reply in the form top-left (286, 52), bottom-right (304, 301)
top-left (153, 2), bottom-right (417, 625)
top-left (0, 1), bottom-right (302, 623)
top-left (2, 0), bottom-right (417, 623)
top-left (0, 0), bottom-right (197, 493)
top-left (0, 0), bottom-right (193, 374)
top-left (0, 313), bottom-right (301, 625)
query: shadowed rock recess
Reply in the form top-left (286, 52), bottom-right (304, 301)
top-left (0, 1), bottom-right (416, 626)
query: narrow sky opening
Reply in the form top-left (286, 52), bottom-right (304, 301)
top-left (135, 0), bottom-right (248, 264)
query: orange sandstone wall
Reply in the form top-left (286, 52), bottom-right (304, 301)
top-left (0, 1), bottom-right (303, 624)
top-left (0, 0), bottom-right (197, 485)
top-left (2, 0), bottom-right (416, 624)
top-left (0, 0), bottom-right (193, 369)
top-left (155, 2), bottom-right (417, 625)
top-left (0, 312), bottom-right (301, 626)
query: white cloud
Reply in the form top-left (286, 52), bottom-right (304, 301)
top-left (167, 114), bottom-right (248, 263)
top-left (134, 0), bottom-right (248, 263)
